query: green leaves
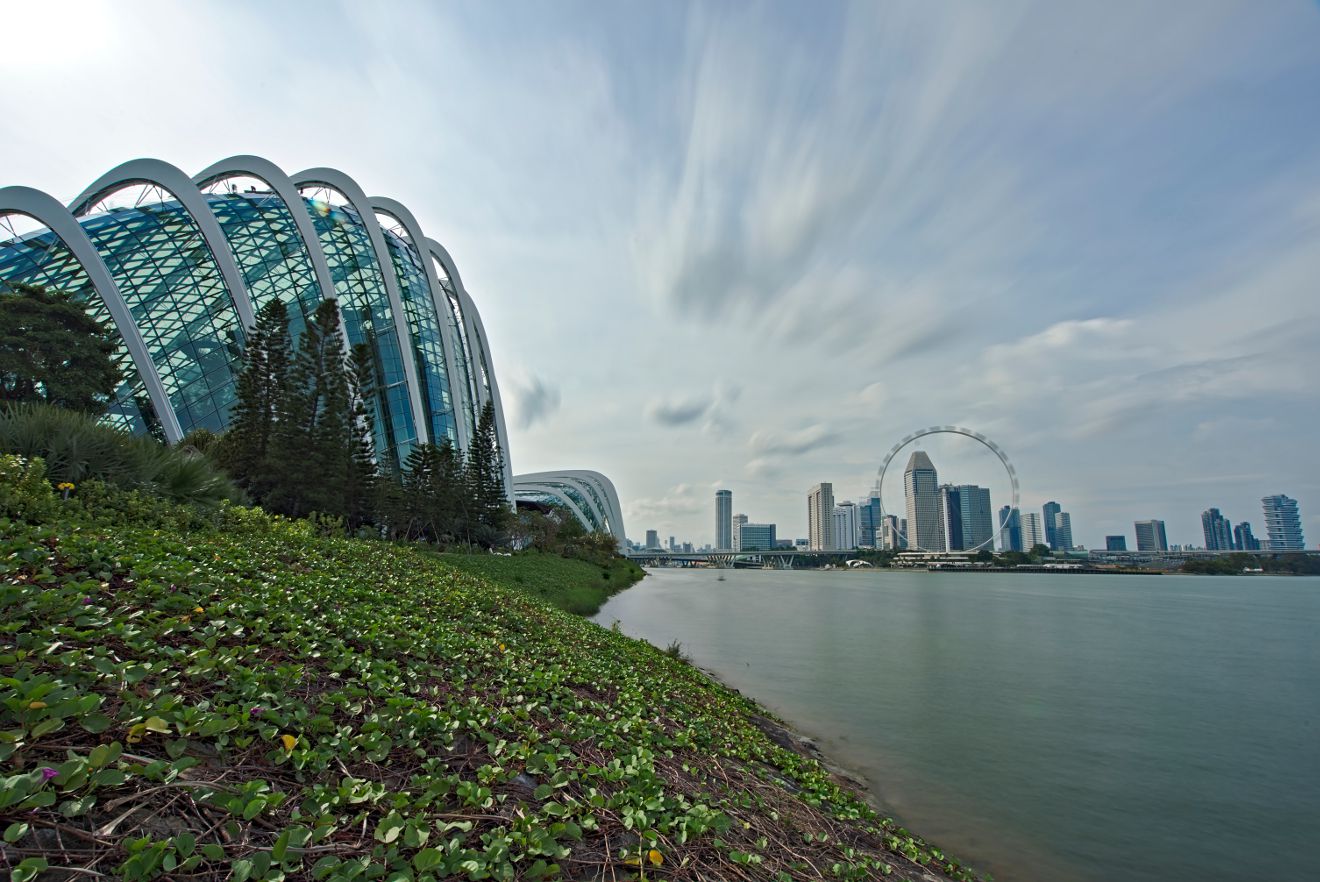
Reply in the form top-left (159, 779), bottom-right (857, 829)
top-left (0, 465), bottom-right (987, 882)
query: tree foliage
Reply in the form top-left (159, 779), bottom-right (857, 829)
top-left (0, 282), bottom-right (121, 412)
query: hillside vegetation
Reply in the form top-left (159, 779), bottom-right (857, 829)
top-left (0, 456), bottom-right (980, 882)
top-left (434, 552), bottom-right (644, 616)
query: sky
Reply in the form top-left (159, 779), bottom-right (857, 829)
top-left (2, 0), bottom-right (1318, 549)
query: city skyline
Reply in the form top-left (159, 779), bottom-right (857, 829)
top-left (5, 2), bottom-right (1318, 549)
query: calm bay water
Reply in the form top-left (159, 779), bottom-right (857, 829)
top-left (594, 569), bottom-right (1320, 882)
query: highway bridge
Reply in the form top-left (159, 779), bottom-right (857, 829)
top-left (625, 550), bottom-right (864, 569)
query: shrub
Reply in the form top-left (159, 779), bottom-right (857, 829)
top-left (0, 403), bottom-right (242, 506)
top-left (0, 454), bottom-right (57, 522)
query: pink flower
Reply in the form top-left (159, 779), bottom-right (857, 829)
top-left (249, 706), bottom-right (264, 717)
top-left (82, 597), bottom-right (94, 606)
top-left (40, 767), bottom-right (58, 781)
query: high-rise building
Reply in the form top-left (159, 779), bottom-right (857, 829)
top-left (998, 505), bottom-right (1022, 552)
top-left (1201, 508), bottom-right (1234, 551)
top-left (715, 489), bottom-right (733, 551)
top-left (1234, 522), bottom-right (1260, 551)
top-left (667, 536), bottom-right (676, 552)
top-left (956, 485), bottom-right (994, 551)
top-left (833, 501), bottom-right (860, 550)
top-left (1043, 502), bottom-right (1062, 550)
top-left (644, 529), bottom-right (659, 550)
top-left (1105, 535), bottom-right (1127, 551)
top-left (738, 522), bottom-right (777, 551)
top-left (939, 486), bottom-right (964, 551)
top-left (731, 513), bottom-right (748, 551)
top-left (858, 490), bottom-right (883, 548)
top-left (1261, 495), bottom-right (1304, 550)
top-left (1021, 512), bottom-right (1045, 549)
top-left (807, 483), bottom-right (835, 551)
top-left (1134, 519), bottom-right (1168, 552)
top-left (1053, 512), bottom-right (1073, 551)
top-left (880, 514), bottom-right (907, 550)
top-left (904, 451), bottom-right (945, 551)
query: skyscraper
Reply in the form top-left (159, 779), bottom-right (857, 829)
top-left (1135, 519), bottom-right (1168, 552)
top-left (645, 529), bottom-right (659, 550)
top-left (859, 490), bottom-right (883, 548)
top-left (1105, 535), bottom-right (1127, 551)
top-left (832, 501), bottom-right (859, 550)
top-left (807, 483), bottom-right (835, 551)
top-left (1261, 495), bottom-right (1304, 550)
top-left (998, 505), bottom-right (1022, 552)
top-left (1021, 512), bottom-right (1045, 549)
top-left (1201, 508), bottom-right (1234, 551)
top-left (1234, 522), bottom-right (1260, 551)
top-left (939, 486), bottom-right (964, 551)
top-left (1053, 512), bottom-right (1074, 551)
top-left (956, 485), bottom-right (994, 551)
top-left (1043, 501), bottom-right (1062, 550)
top-left (715, 490), bottom-right (733, 551)
top-left (881, 514), bottom-right (907, 550)
top-left (732, 513), bottom-right (748, 551)
top-left (904, 451), bottom-right (945, 551)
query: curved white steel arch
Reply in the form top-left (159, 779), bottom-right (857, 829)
top-left (426, 238), bottom-right (514, 501)
top-left (68, 158), bottom-right (256, 331)
top-left (0, 185), bottom-right (184, 443)
top-left (368, 196), bottom-right (468, 447)
top-left (515, 483), bottom-right (594, 536)
top-left (514, 469), bottom-right (626, 545)
top-left (192, 155), bottom-right (337, 306)
top-left (291, 168), bottom-right (430, 445)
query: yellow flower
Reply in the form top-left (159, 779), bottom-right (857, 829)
top-left (498, 643), bottom-right (507, 653)
top-left (56, 482), bottom-right (75, 491)
top-left (280, 734), bottom-right (297, 752)
top-left (193, 607), bottom-right (205, 614)
top-left (648, 849), bottom-right (664, 867)
top-left (27, 700), bottom-right (47, 710)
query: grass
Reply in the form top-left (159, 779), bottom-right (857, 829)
top-left (0, 456), bottom-right (982, 882)
top-left (434, 551), bottom-right (645, 616)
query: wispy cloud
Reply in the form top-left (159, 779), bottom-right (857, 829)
top-left (508, 373), bottom-right (561, 430)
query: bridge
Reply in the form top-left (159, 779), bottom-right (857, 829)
top-left (625, 550), bottom-right (862, 569)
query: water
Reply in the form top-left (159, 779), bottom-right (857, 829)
top-left (594, 569), bottom-right (1320, 882)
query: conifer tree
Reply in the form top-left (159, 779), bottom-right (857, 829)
top-left (221, 299), bottom-right (290, 498)
top-left (344, 342), bottom-right (379, 530)
top-left (268, 299), bottom-right (352, 519)
top-left (463, 400), bottom-right (508, 546)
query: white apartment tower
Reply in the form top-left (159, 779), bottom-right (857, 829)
top-left (715, 489), bottom-right (733, 551)
top-left (807, 483), bottom-right (836, 551)
top-left (732, 513), bottom-right (748, 551)
top-left (833, 501), bottom-right (860, 551)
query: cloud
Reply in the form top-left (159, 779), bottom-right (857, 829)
top-left (508, 374), bottom-right (561, 429)
top-left (645, 383), bottom-right (741, 435)
top-left (748, 423), bottom-right (841, 457)
top-left (646, 396), bottom-right (712, 426)
top-left (624, 483), bottom-right (704, 527)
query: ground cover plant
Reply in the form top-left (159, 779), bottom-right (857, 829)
top-left (434, 552), bottom-right (644, 616)
top-left (0, 456), bottom-right (982, 881)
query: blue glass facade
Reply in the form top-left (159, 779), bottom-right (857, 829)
top-left (0, 157), bottom-right (512, 480)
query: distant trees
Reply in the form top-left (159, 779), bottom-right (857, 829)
top-left (0, 282), bottom-right (121, 412)
top-left (217, 297), bottom-right (508, 546)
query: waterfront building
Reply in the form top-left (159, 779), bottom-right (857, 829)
top-left (738, 522), bottom-right (777, 551)
top-left (1106, 535), bottom-right (1127, 552)
top-left (1053, 512), bottom-right (1074, 551)
top-left (1201, 508), bottom-right (1234, 551)
top-left (859, 490), bottom-right (883, 548)
top-left (833, 501), bottom-right (860, 550)
top-left (998, 505), bottom-right (1022, 552)
top-left (957, 485), bottom-right (994, 551)
top-left (904, 451), bottom-right (945, 551)
top-left (1135, 519), bottom-right (1169, 552)
top-left (0, 155), bottom-right (632, 543)
top-left (1261, 495), bottom-right (1304, 550)
top-left (1021, 512), bottom-right (1045, 549)
top-left (939, 486), bottom-right (964, 551)
top-left (880, 514), bottom-right (908, 550)
top-left (807, 483), bottom-right (835, 551)
top-left (1234, 522), bottom-right (1260, 551)
top-left (645, 529), bottom-right (659, 550)
top-left (732, 513), bottom-right (748, 551)
top-left (1043, 502), bottom-right (1062, 550)
top-left (715, 489), bottom-right (733, 551)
